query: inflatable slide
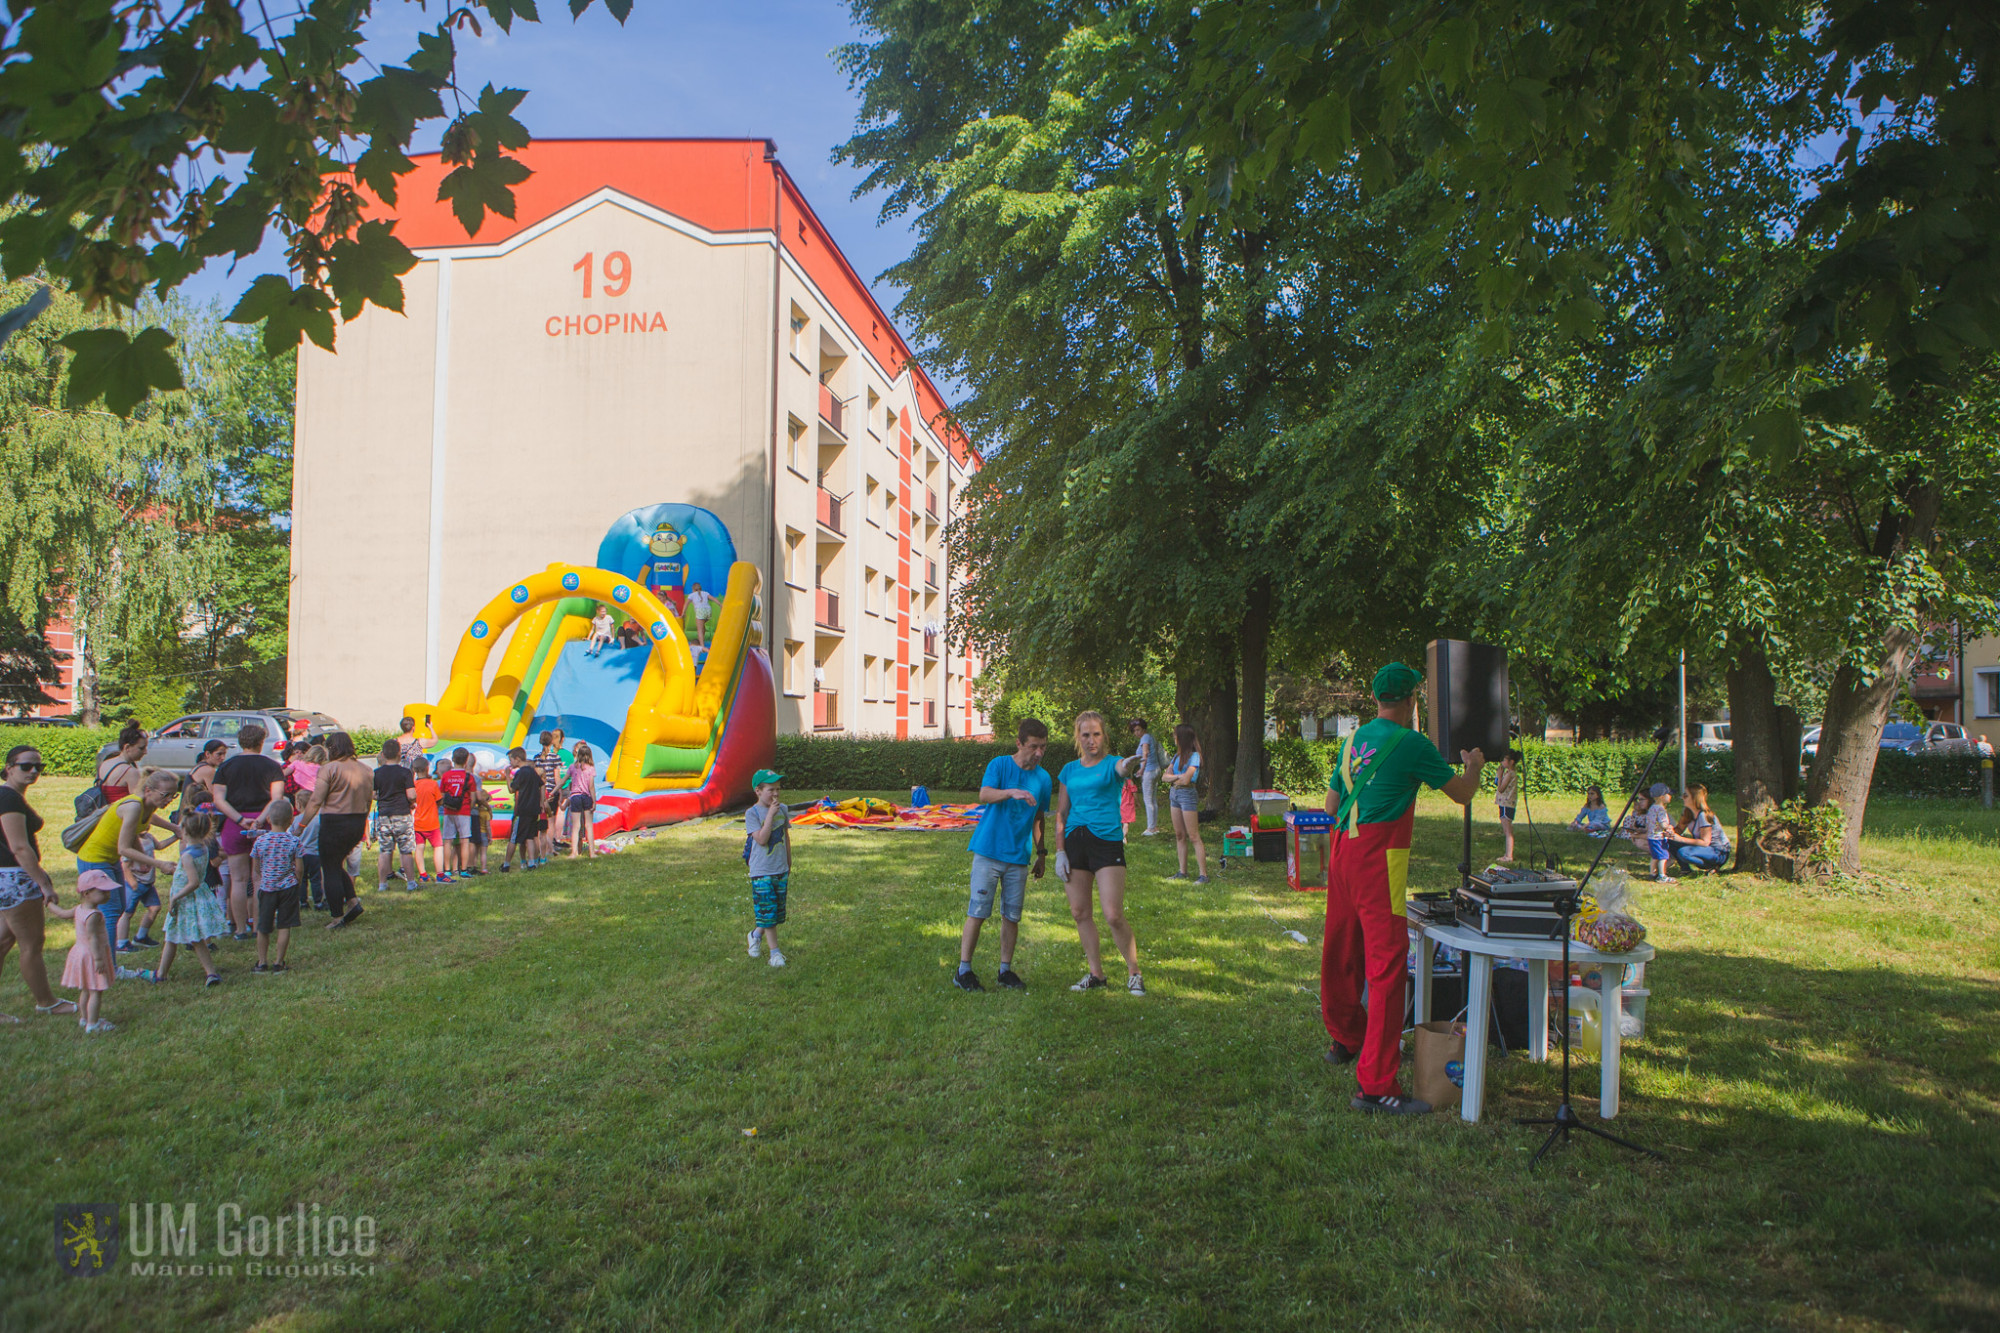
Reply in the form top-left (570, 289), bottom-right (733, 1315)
top-left (400, 505), bottom-right (776, 836)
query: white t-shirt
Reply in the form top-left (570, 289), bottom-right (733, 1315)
top-left (688, 590), bottom-right (712, 619)
top-left (591, 611), bottom-right (613, 635)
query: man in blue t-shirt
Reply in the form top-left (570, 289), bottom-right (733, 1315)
top-left (955, 718), bottom-right (1052, 992)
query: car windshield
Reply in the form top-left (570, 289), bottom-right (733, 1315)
top-left (1883, 723), bottom-right (1921, 740)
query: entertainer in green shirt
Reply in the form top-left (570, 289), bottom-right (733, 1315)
top-left (1322, 662), bottom-right (1486, 1116)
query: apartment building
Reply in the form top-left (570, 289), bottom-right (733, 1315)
top-left (288, 139), bottom-right (988, 738)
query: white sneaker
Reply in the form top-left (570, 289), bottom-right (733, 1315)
top-left (747, 929), bottom-right (761, 958)
top-left (767, 950), bottom-right (787, 968)
top-left (1127, 973), bottom-right (1146, 996)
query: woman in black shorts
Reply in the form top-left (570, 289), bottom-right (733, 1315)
top-left (1055, 711), bottom-right (1147, 995)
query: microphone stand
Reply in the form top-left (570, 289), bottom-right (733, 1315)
top-left (1518, 726), bottom-right (1670, 1167)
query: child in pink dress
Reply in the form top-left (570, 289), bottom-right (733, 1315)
top-left (49, 869), bottom-right (119, 1033)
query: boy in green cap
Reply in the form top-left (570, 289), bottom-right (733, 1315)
top-left (1323, 661), bottom-right (1487, 1115)
top-left (745, 769), bottom-right (792, 968)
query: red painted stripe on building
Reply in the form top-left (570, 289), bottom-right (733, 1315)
top-left (896, 410), bottom-right (912, 739)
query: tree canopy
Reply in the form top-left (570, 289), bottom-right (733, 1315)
top-left (0, 0), bottom-right (629, 412)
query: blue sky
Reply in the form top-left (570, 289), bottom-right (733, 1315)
top-left (185, 1), bottom-right (920, 349)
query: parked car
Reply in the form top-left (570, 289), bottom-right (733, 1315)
top-left (1919, 721), bottom-right (1976, 754)
top-left (1690, 721), bottom-right (1732, 752)
top-left (1878, 722), bottom-right (1925, 753)
top-left (0, 715), bottom-right (78, 727)
top-left (95, 709), bottom-right (343, 774)
top-left (1801, 725), bottom-right (1821, 761)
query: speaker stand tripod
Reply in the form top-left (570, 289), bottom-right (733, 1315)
top-left (1516, 727), bottom-right (1671, 1168)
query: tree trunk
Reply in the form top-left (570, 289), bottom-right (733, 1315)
top-left (1807, 646), bottom-right (1917, 872)
top-left (1231, 578), bottom-right (1272, 821)
top-left (1804, 481), bottom-right (1943, 872)
top-left (1200, 677), bottom-right (1237, 816)
top-left (1726, 640), bottom-right (1785, 873)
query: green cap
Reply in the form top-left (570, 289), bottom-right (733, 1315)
top-left (752, 769), bottom-right (785, 788)
top-left (1371, 662), bottom-right (1423, 702)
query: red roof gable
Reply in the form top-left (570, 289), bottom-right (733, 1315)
top-left (360, 138), bottom-right (974, 469)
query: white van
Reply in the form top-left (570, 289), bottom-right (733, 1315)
top-left (1691, 722), bottom-right (1732, 752)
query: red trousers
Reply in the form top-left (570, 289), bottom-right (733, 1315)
top-left (1321, 811), bottom-right (1415, 1097)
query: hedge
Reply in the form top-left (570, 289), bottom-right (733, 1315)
top-left (773, 733), bottom-right (1080, 793)
top-left (0, 726), bottom-right (122, 777)
top-left (0, 723), bottom-right (402, 777)
top-left (1266, 734), bottom-right (1985, 800)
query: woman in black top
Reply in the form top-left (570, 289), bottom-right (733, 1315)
top-left (0, 745), bottom-right (72, 1017)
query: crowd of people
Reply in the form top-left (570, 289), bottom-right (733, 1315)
top-left (0, 719), bottom-right (610, 1034)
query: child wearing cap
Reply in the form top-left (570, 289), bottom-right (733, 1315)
top-left (1644, 783), bottom-right (1676, 881)
top-left (48, 869), bottom-right (121, 1032)
top-left (745, 769), bottom-right (791, 968)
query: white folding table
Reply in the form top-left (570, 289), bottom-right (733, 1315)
top-left (1412, 920), bottom-right (1655, 1123)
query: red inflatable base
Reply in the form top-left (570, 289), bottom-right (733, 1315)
top-left (493, 649), bottom-right (776, 839)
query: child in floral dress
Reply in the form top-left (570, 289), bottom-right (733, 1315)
top-left (158, 811), bottom-right (224, 986)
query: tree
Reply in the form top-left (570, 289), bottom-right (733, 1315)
top-left (0, 0), bottom-right (630, 412)
top-left (840, 2), bottom-right (1507, 815)
top-left (0, 279), bottom-right (299, 723)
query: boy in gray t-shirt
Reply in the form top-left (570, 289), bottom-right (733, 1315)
top-left (745, 769), bottom-right (792, 968)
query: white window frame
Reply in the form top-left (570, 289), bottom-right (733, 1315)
top-left (1976, 667), bottom-right (2000, 719)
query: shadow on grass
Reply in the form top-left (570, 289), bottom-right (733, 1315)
top-left (1474, 947), bottom-right (2000, 1331)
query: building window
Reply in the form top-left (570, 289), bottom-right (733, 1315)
top-left (784, 640), bottom-right (805, 696)
top-left (784, 529), bottom-right (805, 587)
top-left (862, 655), bottom-right (878, 701)
top-left (863, 567), bottom-right (879, 615)
top-left (865, 476), bottom-right (879, 526)
top-left (786, 416), bottom-right (806, 473)
top-left (1978, 668), bottom-right (2000, 718)
top-left (789, 305), bottom-right (808, 359)
top-left (882, 486), bottom-right (896, 523)
top-left (884, 576), bottom-right (897, 616)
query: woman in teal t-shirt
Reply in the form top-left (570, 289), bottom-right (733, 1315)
top-left (1055, 710), bottom-right (1148, 995)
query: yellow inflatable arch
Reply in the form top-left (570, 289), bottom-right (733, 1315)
top-left (408, 565), bottom-right (704, 788)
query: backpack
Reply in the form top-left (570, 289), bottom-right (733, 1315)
top-left (439, 769), bottom-right (473, 813)
top-left (74, 784), bottom-right (107, 820)
top-left (75, 755), bottom-right (118, 819)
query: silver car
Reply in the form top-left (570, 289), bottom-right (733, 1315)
top-left (99, 709), bottom-right (343, 774)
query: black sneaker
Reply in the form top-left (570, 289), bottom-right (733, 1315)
top-left (252, 963), bottom-right (270, 974)
top-left (952, 968), bottom-right (985, 992)
top-left (1070, 973), bottom-right (1108, 991)
top-left (268, 962), bottom-right (288, 973)
top-left (1324, 1042), bottom-right (1357, 1066)
top-left (1351, 1093), bottom-right (1432, 1116)
top-left (995, 968), bottom-right (1027, 991)
top-left (204, 973), bottom-right (222, 987)
top-left (131, 935), bottom-right (158, 949)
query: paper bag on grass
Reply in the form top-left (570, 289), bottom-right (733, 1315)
top-left (1413, 1020), bottom-right (1466, 1111)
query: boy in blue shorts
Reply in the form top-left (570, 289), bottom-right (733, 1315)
top-left (1644, 782), bottom-right (1676, 881)
top-left (955, 718), bottom-right (1051, 991)
top-left (745, 769), bottom-right (791, 968)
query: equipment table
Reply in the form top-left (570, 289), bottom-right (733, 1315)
top-left (1412, 920), bottom-right (1656, 1124)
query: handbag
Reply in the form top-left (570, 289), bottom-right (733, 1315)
top-left (60, 803), bottom-right (110, 853)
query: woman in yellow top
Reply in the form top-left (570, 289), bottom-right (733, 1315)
top-left (75, 771), bottom-right (182, 974)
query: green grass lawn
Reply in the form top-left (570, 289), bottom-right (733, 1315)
top-left (3, 778), bottom-right (1997, 1331)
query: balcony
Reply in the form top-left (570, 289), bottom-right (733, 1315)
top-left (817, 382), bottom-right (846, 436)
top-left (816, 485), bottom-right (844, 535)
top-left (814, 689), bottom-right (841, 731)
top-left (925, 558), bottom-right (939, 589)
top-left (923, 630), bottom-right (938, 659)
top-left (815, 587), bottom-right (842, 632)
top-left (925, 486), bottom-right (939, 520)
